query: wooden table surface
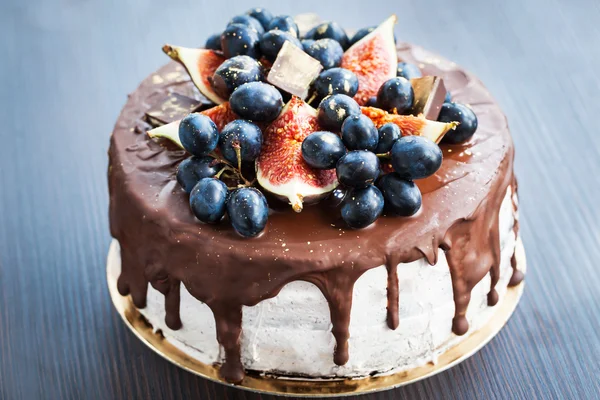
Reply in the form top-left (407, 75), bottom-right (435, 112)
top-left (2, 0), bottom-right (599, 399)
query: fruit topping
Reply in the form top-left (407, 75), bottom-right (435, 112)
top-left (366, 96), bottom-right (378, 107)
top-left (205, 33), bottom-right (222, 50)
top-left (305, 21), bottom-right (349, 50)
top-left (341, 114), bottom-right (379, 151)
top-left (349, 26), bottom-right (375, 47)
top-left (336, 150), bottom-right (380, 188)
top-left (390, 136), bottom-right (442, 180)
top-left (228, 15), bottom-right (265, 35)
top-left (304, 39), bottom-right (344, 70)
top-left (301, 39), bottom-right (315, 51)
top-left (410, 76), bottom-right (447, 120)
top-left (377, 77), bottom-right (414, 114)
top-left (219, 120), bottom-right (263, 166)
top-left (268, 15), bottom-right (300, 37)
top-left (259, 30), bottom-right (303, 62)
top-left (211, 55), bottom-right (265, 99)
top-left (246, 7), bottom-right (274, 30)
top-left (162, 45), bottom-right (226, 104)
top-left (361, 106), bottom-right (457, 143)
top-left (312, 68), bottom-right (359, 98)
top-left (377, 173), bottom-right (422, 216)
top-left (145, 93), bottom-right (204, 127)
top-left (438, 103), bottom-right (478, 144)
top-left (444, 91), bottom-right (452, 103)
top-left (317, 94), bottom-right (361, 131)
top-left (301, 131), bottom-right (346, 169)
top-left (221, 24), bottom-right (261, 59)
top-left (340, 16), bottom-right (397, 105)
top-left (341, 185), bottom-right (384, 228)
top-left (179, 114), bottom-right (220, 156)
top-left (397, 62), bottom-right (423, 80)
top-left (190, 178), bottom-right (229, 223)
top-left (229, 82), bottom-right (283, 122)
top-left (227, 187), bottom-right (269, 237)
top-left (201, 102), bottom-right (239, 131)
top-left (326, 187), bottom-right (348, 208)
top-left (375, 122), bottom-right (401, 154)
top-left (267, 41), bottom-right (323, 99)
top-left (177, 156), bottom-right (222, 193)
top-left (256, 97), bottom-right (338, 212)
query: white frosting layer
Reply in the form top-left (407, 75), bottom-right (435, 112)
top-left (112, 188), bottom-right (518, 378)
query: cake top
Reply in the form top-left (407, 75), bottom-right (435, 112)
top-left (145, 11), bottom-right (478, 238)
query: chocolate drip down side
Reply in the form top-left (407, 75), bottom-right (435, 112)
top-left (108, 43), bottom-right (520, 383)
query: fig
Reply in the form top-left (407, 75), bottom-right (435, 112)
top-left (147, 103), bottom-right (239, 149)
top-left (162, 45), bottom-right (226, 104)
top-left (340, 16), bottom-right (397, 106)
top-left (256, 97), bottom-right (338, 212)
top-left (361, 106), bottom-right (457, 144)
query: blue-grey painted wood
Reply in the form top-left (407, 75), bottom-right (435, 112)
top-left (1, 0), bottom-right (599, 399)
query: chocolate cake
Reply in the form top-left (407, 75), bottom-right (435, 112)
top-left (108, 13), bottom-right (524, 384)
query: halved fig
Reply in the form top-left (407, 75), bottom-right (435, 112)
top-left (256, 97), bottom-right (338, 212)
top-left (362, 106), bottom-right (457, 143)
top-left (162, 44), bottom-right (226, 104)
top-left (340, 16), bottom-right (397, 105)
top-left (147, 103), bottom-right (239, 148)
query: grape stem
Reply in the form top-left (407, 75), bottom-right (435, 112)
top-left (209, 149), bottom-right (254, 187)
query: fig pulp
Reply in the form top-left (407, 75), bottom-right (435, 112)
top-left (162, 45), bottom-right (226, 104)
top-left (340, 16), bottom-right (397, 106)
top-left (256, 97), bottom-right (338, 212)
top-left (362, 106), bottom-right (457, 143)
top-left (147, 103), bottom-right (239, 148)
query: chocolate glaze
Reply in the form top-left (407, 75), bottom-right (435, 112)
top-left (108, 43), bottom-right (522, 383)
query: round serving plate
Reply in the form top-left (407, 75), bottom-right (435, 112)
top-left (107, 237), bottom-right (527, 397)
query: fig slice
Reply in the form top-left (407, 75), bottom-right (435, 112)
top-left (162, 44), bottom-right (226, 104)
top-left (362, 106), bottom-right (458, 143)
top-left (256, 97), bottom-right (338, 212)
top-left (340, 15), bottom-right (397, 106)
top-left (147, 103), bottom-right (239, 148)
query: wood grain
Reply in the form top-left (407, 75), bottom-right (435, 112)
top-left (1, 0), bottom-right (599, 399)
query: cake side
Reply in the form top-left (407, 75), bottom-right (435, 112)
top-left (108, 43), bottom-right (522, 382)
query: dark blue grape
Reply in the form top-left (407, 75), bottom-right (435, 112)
top-left (377, 173), bottom-right (422, 216)
top-left (349, 26), bottom-right (375, 46)
top-left (176, 156), bottom-right (221, 193)
top-left (375, 123), bottom-right (401, 153)
top-left (438, 103), bottom-right (478, 144)
top-left (268, 15), bottom-right (299, 37)
top-left (228, 15), bottom-right (264, 35)
top-left (229, 82), bottom-right (283, 122)
top-left (390, 136), bottom-right (442, 180)
top-left (341, 186), bottom-right (384, 228)
top-left (317, 94), bottom-right (361, 131)
top-left (365, 96), bottom-right (378, 107)
top-left (205, 33), bottom-right (222, 50)
top-left (227, 187), bottom-right (269, 237)
top-left (336, 150), bottom-right (380, 188)
top-left (178, 113), bottom-right (219, 156)
top-left (341, 115), bottom-right (379, 151)
top-left (377, 77), bottom-right (414, 114)
top-left (259, 30), bottom-right (302, 62)
top-left (301, 131), bottom-right (346, 169)
top-left (211, 55), bottom-right (264, 99)
top-left (221, 24), bottom-right (260, 59)
top-left (313, 68), bottom-right (359, 98)
top-left (305, 21), bottom-right (349, 49)
top-left (301, 39), bottom-right (315, 51)
top-left (219, 120), bottom-right (263, 165)
top-left (246, 7), bottom-right (274, 30)
top-left (305, 39), bottom-right (343, 69)
top-left (189, 178), bottom-right (228, 223)
top-left (327, 187), bottom-right (348, 207)
top-left (396, 62), bottom-right (423, 80)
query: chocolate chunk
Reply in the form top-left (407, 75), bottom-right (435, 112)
top-left (145, 93), bottom-right (206, 126)
top-left (410, 76), bottom-right (447, 120)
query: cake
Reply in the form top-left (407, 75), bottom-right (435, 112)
top-left (108, 10), bottom-right (524, 385)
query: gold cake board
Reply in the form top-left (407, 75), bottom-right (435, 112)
top-left (107, 237), bottom-right (526, 397)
